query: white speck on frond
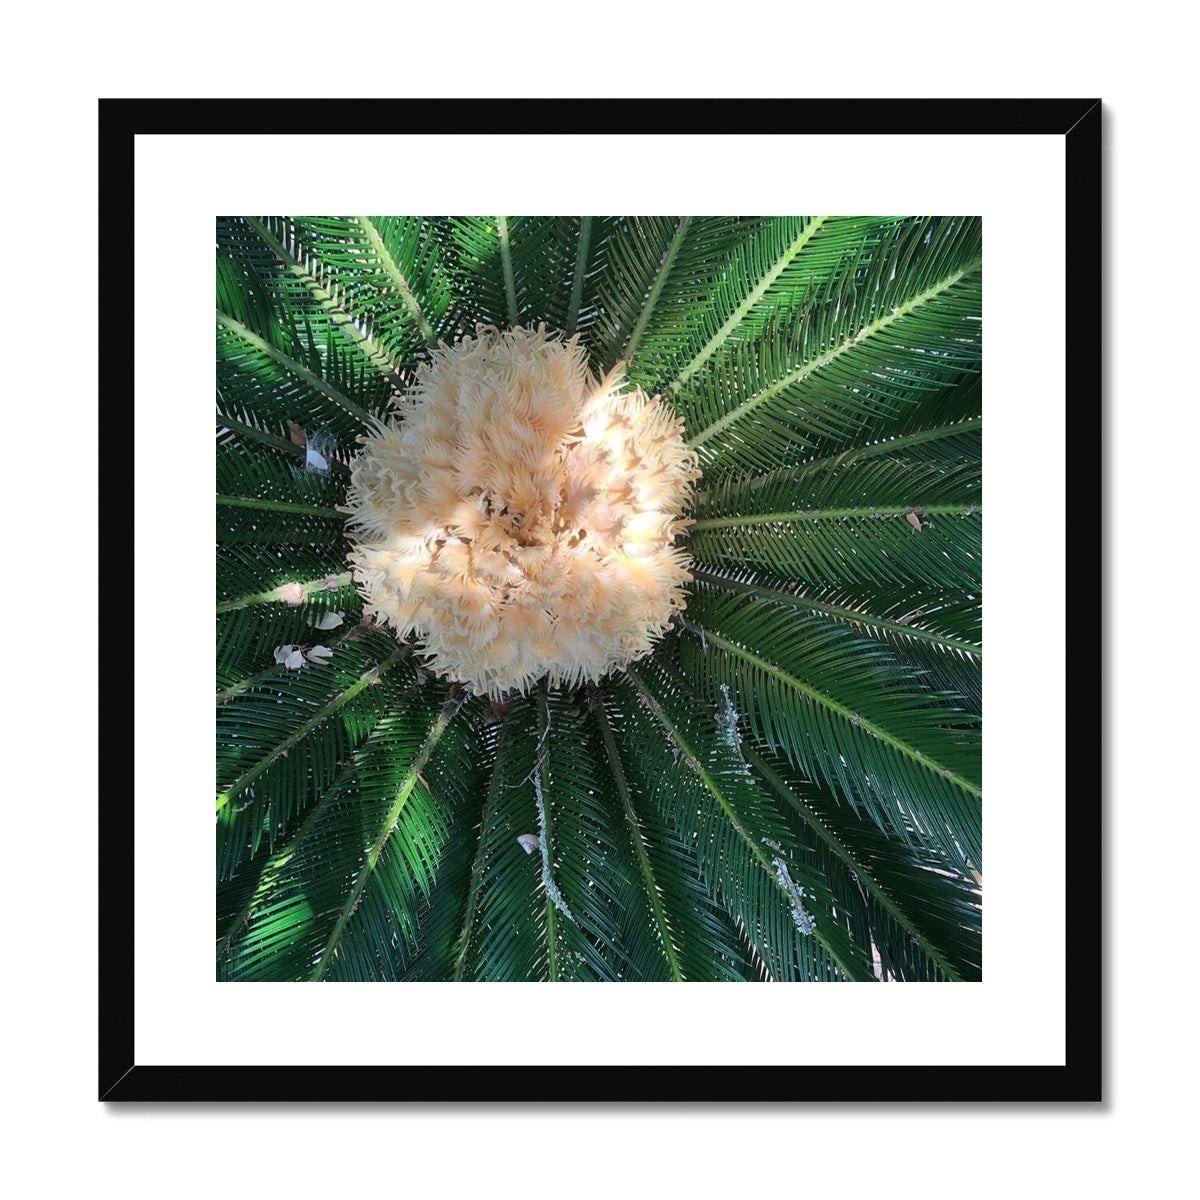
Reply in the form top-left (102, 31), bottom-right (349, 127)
top-left (517, 833), bottom-right (540, 855)
top-left (773, 857), bottom-right (815, 936)
top-left (715, 683), bottom-right (744, 762)
top-left (531, 711), bottom-right (575, 923)
top-left (273, 644), bottom-right (306, 669)
top-left (277, 582), bottom-right (305, 606)
top-left (304, 425), bottom-right (336, 474)
top-left (308, 610), bottom-right (344, 630)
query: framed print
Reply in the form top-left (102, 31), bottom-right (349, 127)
top-left (103, 97), bottom-right (1101, 1101)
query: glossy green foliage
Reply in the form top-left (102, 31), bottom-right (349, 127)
top-left (216, 215), bottom-right (983, 982)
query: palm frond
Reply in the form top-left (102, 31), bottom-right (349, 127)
top-left (216, 632), bottom-right (413, 879)
top-left (687, 438), bottom-right (982, 590)
top-left (445, 698), bottom-right (547, 981)
top-left (591, 685), bottom-right (759, 981)
top-left (218, 217), bottom-right (414, 390)
top-left (623, 665), bottom-right (873, 981)
top-left (216, 252), bottom-right (386, 449)
top-left (315, 691), bottom-right (469, 982)
top-left (617, 216), bottom-right (773, 393)
top-left (391, 708), bottom-right (501, 981)
top-left (692, 567), bottom-right (982, 715)
top-left (664, 215), bottom-right (913, 395)
top-left (429, 217), bottom-right (517, 334)
top-left (280, 216), bottom-right (448, 356)
top-left (682, 217), bottom-right (982, 472)
top-left (746, 744), bottom-right (982, 981)
top-left (505, 217), bottom-right (611, 336)
top-left (217, 676), bottom-right (458, 981)
top-left (673, 583), bottom-right (982, 870)
top-left (587, 215), bottom-right (690, 371)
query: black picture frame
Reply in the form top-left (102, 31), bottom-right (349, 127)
top-left (102, 97), bottom-right (1101, 1102)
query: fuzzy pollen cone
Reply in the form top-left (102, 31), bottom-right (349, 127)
top-left (343, 324), bottom-right (701, 697)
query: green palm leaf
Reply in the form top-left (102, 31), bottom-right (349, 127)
top-left (683, 217), bottom-right (982, 472)
top-left (674, 582), bottom-right (982, 869)
top-left (688, 445), bottom-right (982, 590)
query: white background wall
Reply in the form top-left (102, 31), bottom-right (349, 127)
top-left (1, 4), bottom-right (1183, 1195)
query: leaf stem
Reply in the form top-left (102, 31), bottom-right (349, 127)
top-left (216, 649), bottom-right (406, 813)
top-left (690, 569), bottom-right (982, 657)
top-left (592, 693), bottom-right (685, 981)
top-left (690, 502), bottom-right (981, 531)
top-left (668, 217), bottom-right (828, 394)
top-left (696, 627), bottom-right (982, 799)
top-left (310, 695), bottom-right (461, 981)
top-left (216, 495), bottom-right (344, 518)
top-left (216, 310), bottom-right (373, 425)
top-left (450, 720), bottom-right (511, 982)
top-left (355, 215), bottom-right (436, 346)
top-left (565, 216), bottom-right (592, 335)
top-left (624, 216), bottom-right (691, 367)
top-left (244, 216), bottom-right (410, 386)
top-left (744, 746), bottom-right (965, 982)
top-left (534, 686), bottom-right (568, 979)
top-left (497, 216), bottom-right (519, 328)
top-left (216, 573), bottom-right (353, 615)
top-left (805, 416), bottom-right (983, 470)
top-left (625, 666), bottom-right (871, 982)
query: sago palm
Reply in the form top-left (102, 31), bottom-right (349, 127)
top-left (216, 215), bottom-right (983, 982)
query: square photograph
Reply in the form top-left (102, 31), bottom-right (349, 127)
top-left (214, 215), bottom-right (983, 984)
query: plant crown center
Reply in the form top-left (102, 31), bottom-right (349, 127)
top-left (344, 325), bottom-right (700, 697)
